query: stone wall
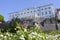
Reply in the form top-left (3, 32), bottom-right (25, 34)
top-left (34, 17), bottom-right (57, 30)
top-left (38, 23), bottom-right (60, 30)
top-left (42, 24), bottom-right (56, 30)
top-left (57, 23), bottom-right (60, 30)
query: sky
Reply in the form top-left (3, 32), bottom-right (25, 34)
top-left (0, 0), bottom-right (60, 21)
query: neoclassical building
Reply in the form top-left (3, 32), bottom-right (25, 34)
top-left (8, 4), bottom-right (57, 30)
top-left (9, 4), bottom-right (55, 20)
top-left (56, 9), bottom-right (60, 19)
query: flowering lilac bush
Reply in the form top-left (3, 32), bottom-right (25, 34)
top-left (0, 26), bottom-right (60, 40)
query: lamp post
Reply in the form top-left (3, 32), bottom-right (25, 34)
top-left (55, 10), bottom-right (58, 30)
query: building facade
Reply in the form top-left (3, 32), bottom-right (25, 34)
top-left (8, 4), bottom-right (57, 30)
top-left (9, 4), bottom-right (55, 21)
top-left (56, 9), bottom-right (60, 19)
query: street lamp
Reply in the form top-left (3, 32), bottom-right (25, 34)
top-left (55, 10), bottom-right (58, 30)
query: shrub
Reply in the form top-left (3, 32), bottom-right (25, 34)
top-left (57, 19), bottom-right (60, 23)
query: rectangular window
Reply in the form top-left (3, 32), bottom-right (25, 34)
top-left (34, 10), bottom-right (36, 12)
top-left (31, 11), bottom-right (32, 13)
top-left (38, 13), bottom-right (40, 16)
top-left (49, 11), bottom-right (51, 14)
top-left (48, 7), bottom-right (51, 9)
top-left (27, 9), bottom-right (29, 10)
top-left (41, 8), bottom-right (43, 10)
top-left (45, 11), bottom-right (47, 14)
top-left (45, 8), bottom-right (47, 10)
top-left (27, 12), bottom-right (29, 13)
top-left (37, 9), bottom-right (40, 11)
top-left (21, 13), bottom-right (23, 15)
top-left (24, 13), bottom-right (26, 14)
top-left (42, 12), bottom-right (44, 15)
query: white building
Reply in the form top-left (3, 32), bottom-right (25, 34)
top-left (36, 4), bottom-right (55, 18)
top-left (56, 9), bottom-right (60, 19)
top-left (9, 4), bottom-right (55, 21)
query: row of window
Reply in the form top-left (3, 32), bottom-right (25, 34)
top-left (21, 7), bottom-right (51, 14)
top-left (11, 7), bottom-right (52, 16)
top-left (38, 11), bottom-right (52, 16)
top-left (20, 7), bottom-right (51, 15)
top-left (39, 7), bottom-right (51, 10)
top-left (27, 7), bottom-right (51, 11)
top-left (10, 10), bottom-right (52, 17)
top-left (20, 9), bottom-right (40, 15)
top-left (14, 10), bottom-right (52, 16)
top-left (10, 11), bottom-right (52, 18)
top-left (20, 11), bottom-right (33, 15)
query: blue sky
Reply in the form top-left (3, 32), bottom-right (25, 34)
top-left (0, 0), bottom-right (60, 21)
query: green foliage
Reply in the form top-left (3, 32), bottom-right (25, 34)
top-left (0, 14), bottom-right (4, 22)
top-left (8, 19), bottom-right (18, 33)
top-left (0, 17), bottom-right (60, 40)
top-left (57, 19), bottom-right (60, 23)
top-left (0, 26), bottom-right (60, 40)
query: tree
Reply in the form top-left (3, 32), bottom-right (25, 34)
top-left (8, 18), bottom-right (21, 33)
top-left (0, 14), bottom-right (4, 22)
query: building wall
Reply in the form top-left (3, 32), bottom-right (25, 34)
top-left (35, 4), bottom-right (55, 18)
top-left (42, 24), bottom-right (56, 30)
top-left (39, 23), bottom-right (60, 30)
top-left (8, 4), bottom-right (58, 30)
top-left (9, 8), bottom-right (35, 20)
top-left (56, 9), bottom-right (60, 20)
top-left (9, 4), bottom-right (55, 21)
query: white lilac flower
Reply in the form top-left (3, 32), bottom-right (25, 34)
top-left (0, 39), bottom-right (2, 40)
top-left (10, 34), bottom-right (13, 37)
top-left (29, 34), bottom-right (36, 38)
top-left (40, 33), bottom-right (44, 35)
top-left (31, 32), bottom-right (37, 35)
top-left (29, 34), bottom-right (32, 38)
top-left (19, 37), bottom-right (25, 40)
top-left (16, 26), bottom-right (20, 28)
top-left (14, 28), bottom-right (17, 30)
top-left (17, 31), bottom-right (20, 33)
top-left (6, 32), bottom-right (9, 35)
top-left (32, 36), bottom-right (36, 38)
top-left (46, 36), bottom-right (49, 38)
top-left (46, 35), bottom-right (55, 39)
top-left (21, 35), bottom-right (24, 38)
top-left (0, 34), bottom-right (3, 37)
top-left (24, 29), bottom-right (27, 32)
top-left (54, 35), bottom-right (60, 40)
top-left (37, 34), bottom-right (43, 38)
top-left (9, 37), bottom-right (11, 39)
top-left (14, 35), bottom-right (17, 38)
top-left (4, 36), bottom-right (7, 38)
top-left (29, 32), bottom-right (37, 38)
top-left (19, 35), bottom-right (25, 40)
top-left (6, 32), bottom-right (10, 36)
